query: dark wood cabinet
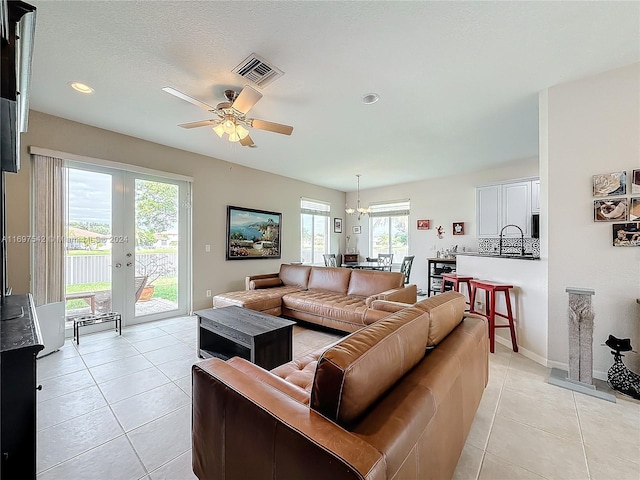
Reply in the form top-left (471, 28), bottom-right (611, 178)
top-left (343, 253), bottom-right (359, 264)
top-left (427, 258), bottom-right (457, 297)
top-left (1, 294), bottom-right (44, 480)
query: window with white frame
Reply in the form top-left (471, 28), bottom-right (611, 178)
top-left (300, 198), bottom-right (330, 264)
top-left (369, 200), bottom-right (410, 263)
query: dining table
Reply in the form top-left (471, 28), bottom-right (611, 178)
top-left (341, 261), bottom-right (387, 270)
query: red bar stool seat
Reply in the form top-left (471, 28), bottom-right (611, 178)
top-left (469, 280), bottom-right (518, 353)
top-left (440, 273), bottom-right (474, 307)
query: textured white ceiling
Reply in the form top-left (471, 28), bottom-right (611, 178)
top-left (27, 1), bottom-right (639, 192)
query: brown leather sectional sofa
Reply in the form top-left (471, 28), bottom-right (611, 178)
top-left (213, 264), bottom-right (417, 332)
top-left (192, 292), bottom-right (489, 480)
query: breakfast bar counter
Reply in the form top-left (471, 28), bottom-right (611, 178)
top-left (456, 254), bottom-right (547, 364)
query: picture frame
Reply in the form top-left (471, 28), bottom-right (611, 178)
top-left (633, 169), bottom-right (640, 194)
top-left (417, 219), bottom-right (430, 230)
top-left (453, 222), bottom-right (465, 235)
top-left (226, 205), bottom-right (281, 260)
top-left (333, 217), bottom-right (343, 233)
top-left (352, 225), bottom-right (361, 234)
top-left (630, 198), bottom-right (640, 221)
top-left (612, 222), bottom-right (640, 247)
top-left (593, 171), bottom-right (626, 197)
top-left (594, 198), bottom-right (628, 222)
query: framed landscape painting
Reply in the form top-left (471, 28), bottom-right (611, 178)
top-left (226, 206), bottom-right (281, 260)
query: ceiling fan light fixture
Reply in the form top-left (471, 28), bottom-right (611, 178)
top-left (212, 123), bottom-right (225, 137)
top-left (236, 124), bottom-right (249, 140)
top-left (223, 118), bottom-right (236, 135)
top-left (228, 131), bottom-right (241, 142)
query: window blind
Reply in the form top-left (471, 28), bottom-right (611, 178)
top-left (369, 199), bottom-right (410, 217)
top-left (301, 198), bottom-right (330, 216)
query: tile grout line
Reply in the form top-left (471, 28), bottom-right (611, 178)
top-left (475, 351), bottom-right (513, 480)
top-left (78, 329), bottom-right (150, 476)
top-left (572, 392), bottom-right (592, 480)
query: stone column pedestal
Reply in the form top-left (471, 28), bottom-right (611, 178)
top-left (566, 287), bottom-right (595, 385)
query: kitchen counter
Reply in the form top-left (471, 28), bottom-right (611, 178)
top-left (456, 252), bottom-right (540, 260)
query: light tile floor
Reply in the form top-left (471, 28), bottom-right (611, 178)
top-left (35, 316), bottom-right (639, 480)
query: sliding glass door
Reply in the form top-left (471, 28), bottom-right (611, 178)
top-left (64, 164), bottom-right (190, 327)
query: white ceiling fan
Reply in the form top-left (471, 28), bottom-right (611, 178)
top-left (162, 85), bottom-right (293, 147)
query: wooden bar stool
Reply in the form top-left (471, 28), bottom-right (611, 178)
top-left (469, 280), bottom-right (518, 353)
top-left (440, 273), bottom-right (474, 307)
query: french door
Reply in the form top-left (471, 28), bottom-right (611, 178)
top-left (65, 163), bottom-right (191, 327)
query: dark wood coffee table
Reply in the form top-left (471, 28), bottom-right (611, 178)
top-left (195, 306), bottom-right (296, 370)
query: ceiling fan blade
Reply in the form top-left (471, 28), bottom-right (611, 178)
top-left (251, 119), bottom-right (294, 135)
top-left (162, 87), bottom-right (216, 111)
top-left (178, 119), bottom-right (217, 129)
top-left (240, 134), bottom-right (255, 147)
top-left (231, 85), bottom-right (263, 114)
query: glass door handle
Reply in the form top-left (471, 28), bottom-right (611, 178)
top-left (126, 262), bottom-right (133, 267)
top-left (115, 263), bottom-right (122, 268)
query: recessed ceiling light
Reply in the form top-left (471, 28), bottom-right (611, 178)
top-left (362, 93), bottom-right (379, 105)
top-left (69, 82), bottom-right (94, 94)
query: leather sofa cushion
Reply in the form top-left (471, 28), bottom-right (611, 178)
top-left (307, 267), bottom-right (352, 294)
top-left (282, 291), bottom-right (368, 325)
top-left (213, 286), bottom-right (302, 311)
top-left (249, 277), bottom-right (283, 289)
top-left (347, 269), bottom-right (404, 298)
top-left (279, 264), bottom-right (312, 288)
top-left (311, 307), bottom-right (430, 428)
top-left (413, 291), bottom-right (466, 346)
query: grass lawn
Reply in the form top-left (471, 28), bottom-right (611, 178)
top-left (66, 276), bottom-right (178, 309)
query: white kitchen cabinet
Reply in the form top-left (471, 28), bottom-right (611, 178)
top-left (476, 178), bottom-right (537, 238)
top-left (502, 181), bottom-right (531, 237)
top-left (531, 179), bottom-right (540, 214)
top-left (476, 184), bottom-right (501, 237)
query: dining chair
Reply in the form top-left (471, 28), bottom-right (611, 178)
top-left (323, 253), bottom-right (337, 267)
top-left (400, 255), bottom-right (415, 284)
top-left (377, 253), bottom-right (393, 271)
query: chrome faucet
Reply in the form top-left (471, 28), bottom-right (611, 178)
top-left (499, 224), bottom-right (525, 256)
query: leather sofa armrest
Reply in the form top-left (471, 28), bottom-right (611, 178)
top-left (245, 273), bottom-right (280, 290)
top-left (370, 299), bottom-right (412, 312)
top-left (365, 284), bottom-right (417, 306)
top-left (362, 300), bottom-right (412, 325)
top-left (226, 357), bottom-right (310, 404)
top-left (193, 358), bottom-right (386, 480)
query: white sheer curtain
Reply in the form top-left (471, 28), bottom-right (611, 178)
top-left (32, 154), bottom-right (66, 306)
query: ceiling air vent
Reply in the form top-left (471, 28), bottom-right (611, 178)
top-left (232, 53), bottom-right (283, 88)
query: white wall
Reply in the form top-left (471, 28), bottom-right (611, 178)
top-left (344, 157), bottom-right (539, 292)
top-left (542, 62), bottom-right (640, 377)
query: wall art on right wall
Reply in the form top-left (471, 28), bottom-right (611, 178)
top-left (593, 171), bottom-right (626, 197)
top-left (630, 198), bottom-right (640, 221)
top-left (594, 198), bottom-right (628, 221)
top-left (632, 169), bottom-right (640, 194)
top-left (612, 222), bottom-right (640, 247)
